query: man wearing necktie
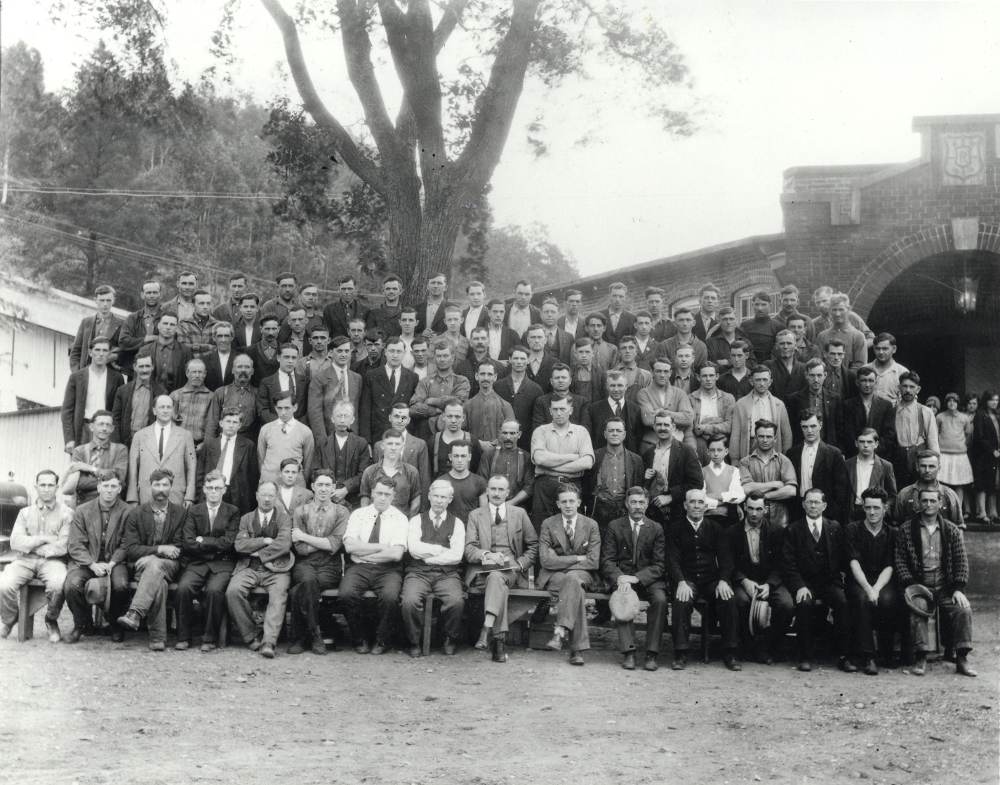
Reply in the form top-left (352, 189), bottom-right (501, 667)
top-left (781, 487), bottom-right (852, 673)
top-left (401, 479), bottom-right (466, 658)
top-left (537, 486), bottom-right (602, 666)
top-left (340, 476), bottom-right (409, 655)
top-left (174, 470), bottom-right (240, 651)
top-left (226, 481), bottom-right (294, 659)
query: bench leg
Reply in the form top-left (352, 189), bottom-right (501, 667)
top-left (422, 597), bottom-right (434, 656)
top-left (219, 606), bottom-right (229, 648)
top-left (17, 584), bottom-right (33, 642)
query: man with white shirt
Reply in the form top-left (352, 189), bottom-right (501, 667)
top-left (845, 429), bottom-right (897, 523)
top-left (558, 289), bottom-right (586, 339)
top-left (531, 397), bottom-right (596, 530)
top-left (359, 335), bottom-right (419, 443)
top-left (417, 272), bottom-right (453, 339)
top-left (630, 312), bottom-right (660, 371)
top-left (538, 485), bottom-right (602, 666)
top-left (258, 393), bottom-right (314, 486)
top-left (462, 280), bottom-right (488, 338)
top-left (702, 434), bottom-right (745, 527)
top-left (398, 308), bottom-right (419, 368)
top-left (781, 487), bottom-right (852, 673)
top-left (401, 479), bottom-right (465, 658)
top-left (506, 279), bottom-right (538, 337)
top-left (340, 476), bottom-right (409, 655)
top-left (601, 282), bottom-right (635, 347)
top-left (690, 362), bottom-right (736, 464)
top-left (257, 344), bottom-right (309, 424)
top-left (62, 336), bottom-right (125, 454)
top-left (866, 333), bottom-right (908, 405)
top-left (893, 372), bottom-right (940, 488)
top-left (644, 286), bottom-right (676, 342)
top-left (636, 357), bottom-right (696, 451)
top-left (127, 395), bottom-right (198, 507)
top-left (232, 293), bottom-right (262, 350)
top-left (485, 299), bottom-right (518, 364)
top-left (197, 408), bottom-right (258, 514)
top-left (729, 365), bottom-right (793, 462)
top-left (786, 410), bottom-right (850, 524)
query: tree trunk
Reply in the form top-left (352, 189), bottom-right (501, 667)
top-left (1, 143), bottom-right (8, 205)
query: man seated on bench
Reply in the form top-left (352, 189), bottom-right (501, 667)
top-left (601, 485), bottom-right (668, 671)
top-left (401, 478), bottom-right (466, 658)
top-left (226, 481), bottom-right (294, 659)
top-left (340, 475), bottom-right (409, 655)
top-left (538, 484), bottom-right (602, 666)
top-left (465, 475), bottom-right (539, 663)
top-left (0, 470), bottom-right (72, 642)
top-left (117, 469), bottom-right (190, 651)
top-left (287, 470), bottom-right (351, 656)
top-left (64, 471), bottom-right (132, 643)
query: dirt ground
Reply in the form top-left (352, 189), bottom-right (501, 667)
top-left (2, 599), bottom-right (998, 785)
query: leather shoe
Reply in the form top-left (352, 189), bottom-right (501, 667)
top-left (200, 642), bottom-right (217, 653)
top-left (0, 621), bottom-right (12, 639)
top-left (943, 647), bottom-right (956, 663)
top-left (956, 656), bottom-right (977, 677)
top-left (475, 626), bottom-right (492, 651)
top-left (65, 626), bottom-right (86, 644)
top-left (569, 651), bottom-right (585, 666)
top-left (838, 657), bottom-right (858, 673)
top-left (288, 640), bottom-right (307, 655)
top-left (724, 653), bottom-right (742, 672)
top-left (110, 625), bottom-right (124, 643)
top-left (408, 645), bottom-right (422, 658)
top-left (149, 640), bottom-right (165, 652)
top-left (354, 641), bottom-right (371, 655)
top-left (863, 659), bottom-right (879, 676)
top-left (491, 636), bottom-right (507, 663)
top-left (672, 653), bottom-right (687, 671)
top-left (911, 654), bottom-right (926, 676)
top-left (797, 659), bottom-right (812, 672)
top-left (174, 640), bottom-right (190, 651)
top-left (45, 618), bottom-right (61, 643)
top-left (311, 638), bottom-right (327, 656)
top-left (545, 629), bottom-right (566, 651)
top-left (248, 636), bottom-right (264, 652)
top-left (443, 637), bottom-right (457, 656)
top-left (260, 642), bottom-right (275, 659)
top-left (117, 609), bottom-right (142, 631)
top-left (370, 642), bottom-right (388, 655)
top-left (644, 652), bottom-right (659, 672)
top-left (623, 652), bottom-right (636, 670)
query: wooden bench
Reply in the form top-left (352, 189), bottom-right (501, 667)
top-left (0, 556), bottom-right (51, 643)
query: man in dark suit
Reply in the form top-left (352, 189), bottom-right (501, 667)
top-left (322, 275), bottom-right (371, 341)
top-left (461, 280), bottom-right (490, 338)
top-left (202, 322), bottom-right (236, 392)
top-left (111, 355), bottom-right (165, 449)
top-left (494, 347), bottom-right (543, 451)
top-left (359, 336), bottom-right (418, 443)
top-left (531, 364), bottom-right (590, 431)
top-left (256, 344), bottom-right (309, 424)
top-left (484, 300), bottom-right (521, 363)
top-left (692, 284), bottom-right (721, 342)
top-left (786, 409), bottom-right (850, 525)
top-left (116, 469), bottom-right (190, 650)
top-left (537, 486), bottom-right (602, 666)
top-left (786, 359), bottom-right (844, 450)
top-left (782, 487), bottom-right (852, 672)
top-left (524, 330), bottom-right (559, 394)
top-left (589, 370), bottom-right (643, 453)
top-left (309, 336), bottom-right (363, 447)
top-left (414, 272), bottom-right (455, 337)
top-left (841, 367), bottom-right (897, 459)
top-left (211, 272), bottom-right (248, 325)
top-left (584, 418), bottom-right (644, 536)
top-left (728, 492), bottom-right (794, 663)
top-left (61, 336), bottom-right (125, 454)
top-left (641, 410), bottom-right (704, 528)
top-left (601, 486), bottom-right (668, 671)
top-left (117, 279), bottom-right (164, 377)
top-left (136, 313), bottom-right (193, 394)
top-left (175, 471), bottom-right (240, 651)
top-left (316, 401), bottom-right (372, 509)
top-left (844, 429), bottom-right (898, 523)
top-left (667, 489), bottom-right (741, 671)
top-left (764, 331), bottom-right (807, 403)
top-left (197, 408), bottom-right (259, 515)
top-left (245, 316), bottom-right (282, 386)
top-left (557, 289), bottom-right (587, 340)
top-left (352, 328), bottom-right (387, 377)
top-left (822, 340), bottom-right (858, 401)
top-left (538, 299), bottom-right (575, 364)
top-left (231, 293), bottom-right (263, 351)
top-left (600, 282), bottom-right (636, 348)
top-left (372, 404), bottom-right (432, 505)
top-left (70, 284), bottom-right (122, 371)
top-left (504, 280), bottom-right (541, 337)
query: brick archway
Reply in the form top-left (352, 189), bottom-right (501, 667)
top-left (849, 223), bottom-right (1000, 317)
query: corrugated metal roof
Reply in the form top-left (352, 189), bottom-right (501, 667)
top-left (0, 277), bottom-right (130, 337)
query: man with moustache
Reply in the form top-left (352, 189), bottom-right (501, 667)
top-left (137, 312), bottom-right (193, 393)
top-left (127, 395), bottom-right (198, 508)
top-left (642, 410), bottom-right (704, 528)
top-left (205, 354), bottom-right (258, 440)
top-left (60, 409), bottom-right (127, 506)
top-left (478, 420), bottom-right (534, 508)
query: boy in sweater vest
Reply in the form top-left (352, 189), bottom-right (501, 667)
top-left (703, 434), bottom-right (746, 528)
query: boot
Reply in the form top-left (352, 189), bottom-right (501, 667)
top-left (492, 633), bottom-right (508, 663)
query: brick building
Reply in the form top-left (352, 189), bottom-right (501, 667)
top-left (534, 114), bottom-right (1000, 400)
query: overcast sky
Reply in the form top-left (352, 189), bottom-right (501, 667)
top-left (4, 1), bottom-right (999, 278)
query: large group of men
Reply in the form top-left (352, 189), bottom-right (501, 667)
top-left (0, 271), bottom-right (978, 677)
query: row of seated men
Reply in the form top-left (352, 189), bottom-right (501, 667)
top-left (0, 460), bottom-right (976, 679)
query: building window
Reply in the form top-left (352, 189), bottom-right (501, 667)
top-left (734, 287), bottom-right (779, 320)
top-left (670, 296), bottom-right (699, 318)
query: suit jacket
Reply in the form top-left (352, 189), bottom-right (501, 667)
top-left (844, 455), bottom-right (897, 522)
top-left (692, 311), bottom-right (719, 342)
top-left (504, 303), bottom-right (542, 332)
top-left (688, 389), bottom-right (737, 446)
top-left (323, 299), bottom-right (371, 340)
top-left (785, 441), bottom-right (850, 525)
top-left (533, 326), bottom-right (574, 365)
top-left (641, 439), bottom-right (704, 519)
top-left (121, 502), bottom-right (189, 565)
top-left (589, 399), bottom-right (644, 453)
top-left (600, 308), bottom-right (636, 347)
top-left (197, 434), bottom-right (259, 515)
top-left (635, 340), bottom-right (660, 371)
top-left (359, 365), bottom-right (419, 443)
top-left (600, 515), bottom-right (666, 587)
top-left (245, 342), bottom-right (281, 387)
top-left (182, 501), bottom-right (241, 572)
top-left (584, 447), bottom-right (644, 509)
top-left (373, 433), bottom-right (432, 504)
top-left (256, 371), bottom-right (310, 424)
top-left (233, 507), bottom-right (293, 573)
top-left (727, 521), bottom-right (783, 588)
top-left (232, 321), bottom-right (262, 350)
top-left (730, 394), bottom-right (793, 462)
top-left (666, 515), bottom-right (733, 586)
top-left (461, 304), bottom-right (490, 338)
top-left (317, 432), bottom-right (372, 505)
top-left (136, 339), bottom-right (193, 394)
top-left (525, 353), bottom-right (558, 394)
top-left (70, 314), bottom-right (123, 371)
top-left (274, 486), bottom-right (314, 518)
top-left (764, 358), bottom-right (807, 402)
top-left (481, 326), bottom-right (521, 363)
top-left (352, 353), bottom-right (387, 378)
top-left (786, 388), bottom-right (844, 450)
top-left (68, 497), bottom-right (132, 567)
top-left (824, 364), bottom-right (858, 401)
top-left (308, 365), bottom-right (363, 446)
top-left (494, 375), bottom-right (544, 451)
top-left (61, 367), bottom-right (126, 445)
top-left (71, 441), bottom-right (129, 502)
top-left (557, 314), bottom-right (588, 340)
top-left (782, 516), bottom-right (847, 593)
top-left (464, 504), bottom-right (538, 587)
top-left (842, 396), bottom-right (897, 459)
top-left (117, 307), bottom-right (163, 376)
top-left (202, 350), bottom-right (236, 392)
top-left (537, 514), bottom-right (602, 589)
top-left (532, 391), bottom-right (591, 432)
top-left (127, 424), bottom-right (198, 505)
top-left (212, 301), bottom-right (243, 325)
top-left (112, 380), bottom-right (167, 448)
top-left (570, 365), bottom-right (607, 407)
top-left (415, 299), bottom-right (456, 336)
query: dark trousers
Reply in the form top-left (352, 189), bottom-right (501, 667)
top-left (175, 564), bottom-right (233, 644)
top-left (400, 566), bottom-right (464, 645)
top-left (733, 582), bottom-right (794, 650)
top-left (339, 562), bottom-right (403, 646)
top-left (64, 564), bottom-right (130, 630)
top-left (673, 579), bottom-right (739, 653)
top-left (794, 582), bottom-right (849, 658)
top-left (616, 582), bottom-right (668, 654)
top-left (592, 498), bottom-right (627, 541)
top-left (908, 584), bottom-right (974, 654)
top-left (289, 553), bottom-right (343, 640)
top-left (846, 581), bottom-right (901, 658)
top-left (533, 475), bottom-right (582, 532)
